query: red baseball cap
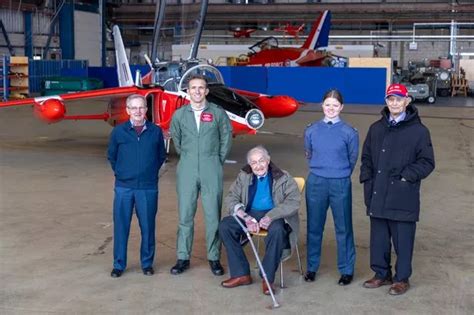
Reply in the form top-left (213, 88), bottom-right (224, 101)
top-left (386, 83), bottom-right (408, 98)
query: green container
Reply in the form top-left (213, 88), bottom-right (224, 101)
top-left (41, 77), bottom-right (103, 95)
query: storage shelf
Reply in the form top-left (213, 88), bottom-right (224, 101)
top-left (0, 75), bottom-right (29, 78)
top-left (2, 56), bottom-right (29, 101)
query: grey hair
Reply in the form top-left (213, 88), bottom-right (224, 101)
top-left (126, 94), bottom-right (146, 108)
top-left (246, 145), bottom-right (271, 163)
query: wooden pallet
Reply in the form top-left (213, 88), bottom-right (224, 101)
top-left (451, 75), bottom-right (468, 97)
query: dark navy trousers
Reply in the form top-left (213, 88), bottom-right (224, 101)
top-left (305, 173), bottom-right (356, 275)
top-left (219, 210), bottom-right (289, 283)
top-left (113, 186), bottom-right (158, 271)
top-left (370, 217), bottom-right (416, 282)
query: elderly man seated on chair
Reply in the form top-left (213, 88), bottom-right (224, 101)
top-left (219, 145), bottom-right (300, 295)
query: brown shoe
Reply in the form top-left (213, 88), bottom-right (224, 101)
top-left (221, 275), bottom-right (252, 288)
top-left (363, 276), bottom-right (393, 288)
top-left (389, 281), bottom-right (410, 295)
top-left (262, 280), bottom-right (275, 295)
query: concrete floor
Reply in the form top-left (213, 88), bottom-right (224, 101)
top-left (0, 102), bottom-right (473, 314)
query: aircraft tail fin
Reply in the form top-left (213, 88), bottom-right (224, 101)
top-left (113, 25), bottom-right (134, 87)
top-left (301, 10), bottom-right (331, 50)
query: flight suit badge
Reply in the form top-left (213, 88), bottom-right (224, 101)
top-left (201, 113), bottom-right (213, 122)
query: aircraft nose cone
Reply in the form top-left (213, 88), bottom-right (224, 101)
top-left (277, 96), bottom-right (299, 116)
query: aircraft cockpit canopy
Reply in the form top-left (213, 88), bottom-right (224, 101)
top-left (178, 64), bottom-right (225, 92)
top-left (249, 37), bottom-right (279, 54)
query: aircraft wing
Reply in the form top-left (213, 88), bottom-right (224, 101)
top-left (0, 86), bottom-right (141, 123)
top-left (0, 86), bottom-right (140, 108)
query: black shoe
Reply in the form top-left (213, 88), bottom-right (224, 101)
top-left (111, 269), bottom-right (123, 278)
top-left (143, 267), bottom-right (154, 276)
top-left (170, 259), bottom-right (190, 275)
top-left (338, 274), bottom-right (353, 286)
top-left (304, 271), bottom-right (316, 282)
top-left (209, 260), bottom-right (224, 276)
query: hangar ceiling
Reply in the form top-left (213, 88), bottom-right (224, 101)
top-left (109, 2), bottom-right (474, 27)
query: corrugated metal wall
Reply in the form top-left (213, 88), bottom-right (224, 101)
top-left (0, 9), bottom-right (52, 34)
top-left (0, 9), bottom-right (23, 33)
top-left (29, 60), bottom-right (89, 93)
top-left (32, 12), bottom-right (56, 35)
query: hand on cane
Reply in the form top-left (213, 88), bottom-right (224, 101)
top-left (245, 216), bottom-right (260, 233)
top-left (236, 209), bottom-right (259, 233)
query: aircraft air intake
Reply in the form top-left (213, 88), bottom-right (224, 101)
top-left (245, 109), bottom-right (265, 130)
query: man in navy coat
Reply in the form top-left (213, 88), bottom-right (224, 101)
top-left (107, 94), bottom-right (166, 278)
top-left (360, 84), bottom-right (435, 295)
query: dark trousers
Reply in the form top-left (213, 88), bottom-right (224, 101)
top-left (113, 186), bottom-right (158, 271)
top-left (305, 173), bottom-right (356, 275)
top-left (370, 217), bottom-right (416, 282)
top-left (218, 210), bottom-right (289, 283)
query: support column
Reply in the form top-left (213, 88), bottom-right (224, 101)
top-left (387, 21), bottom-right (393, 59)
top-left (24, 12), bottom-right (33, 58)
top-left (59, 0), bottom-right (75, 59)
top-left (100, 0), bottom-right (106, 66)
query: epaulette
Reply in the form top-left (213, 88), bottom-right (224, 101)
top-left (305, 122), bottom-right (313, 129)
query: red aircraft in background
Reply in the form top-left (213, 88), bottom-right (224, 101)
top-left (0, 25), bottom-right (298, 148)
top-left (274, 23), bottom-right (305, 38)
top-left (241, 10), bottom-right (333, 67)
top-left (233, 28), bottom-right (257, 38)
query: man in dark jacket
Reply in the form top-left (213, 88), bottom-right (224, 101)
top-left (360, 84), bottom-right (435, 295)
top-left (107, 94), bottom-right (166, 278)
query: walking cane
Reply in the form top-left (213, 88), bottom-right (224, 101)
top-left (232, 214), bottom-right (280, 309)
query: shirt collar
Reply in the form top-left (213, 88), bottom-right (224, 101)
top-left (129, 119), bottom-right (147, 128)
top-left (323, 117), bottom-right (341, 124)
top-left (389, 111), bottom-right (406, 124)
top-left (188, 101), bottom-right (209, 112)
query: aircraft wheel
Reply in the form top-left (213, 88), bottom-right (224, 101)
top-left (427, 96), bottom-right (436, 104)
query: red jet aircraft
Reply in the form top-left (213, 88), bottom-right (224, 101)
top-left (0, 26), bottom-right (298, 146)
top-left (274, 23), bottom-right (305, 38)
top-left (242, 10), bottom-right (332, 67)
top-left (233, 28), bottom-right (257, 38)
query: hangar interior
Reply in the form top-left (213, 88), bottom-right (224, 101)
top-left (1, 0), bottom-right (473, 103)
top-left (0, 1), bottom-right (473, 314)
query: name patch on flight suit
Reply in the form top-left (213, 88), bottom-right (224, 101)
top-left (201, 113), bottom-right (213, 122)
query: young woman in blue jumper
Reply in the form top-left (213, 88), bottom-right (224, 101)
top-left (304, 89), bottom-right (359, 285)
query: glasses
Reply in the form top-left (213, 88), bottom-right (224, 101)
top-left (127, 106), bottom-right (147, 111)
top-left (249, 158), bottom-right (267, 167)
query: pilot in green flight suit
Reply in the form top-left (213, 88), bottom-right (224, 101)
top-left (170, 75), bottom-right (232, 276)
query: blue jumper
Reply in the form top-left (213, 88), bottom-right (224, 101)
top-left (108, 120), bottom-right (166, 189)
top-left (304, 120), bottom-right (359, 178)
top-left (251, 174), bottom-right (274, 211)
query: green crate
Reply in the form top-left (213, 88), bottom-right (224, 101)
top-left (41, 77), bottom-right (103, 95)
